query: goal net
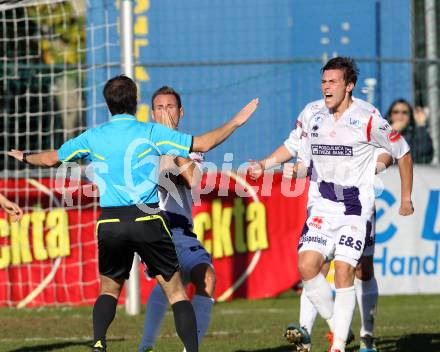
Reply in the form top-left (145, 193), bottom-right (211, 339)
top-left (0, 0), bottom-right (118, 307)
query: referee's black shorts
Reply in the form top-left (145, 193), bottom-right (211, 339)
top-left (96, 204), bottom-right (179, 281)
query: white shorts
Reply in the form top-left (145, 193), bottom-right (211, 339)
top-left (298, 215), bottom-right (368, 267)
top-left (172, 228), bottom-right (213, 285)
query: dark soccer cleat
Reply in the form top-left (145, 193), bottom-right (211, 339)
top-left (347, 329), bottom-right (355, 345)
top-left (284, 323), bottom-right (311, 352)
top-left (359, 335), bottom-right (377, 352)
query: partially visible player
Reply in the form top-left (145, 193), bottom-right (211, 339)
top-left (0, 193), bottom-right (23, 222)
top-left (138, 86), bottom-right (215, 352)
top-left (292, 57), bottom-right (413, 352)
top-left (248, 98), bottom-right (391, 352)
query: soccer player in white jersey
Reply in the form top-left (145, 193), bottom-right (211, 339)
top-left (248, 96), bottom-right (391, 352)
top-left (291, 57), bottom-right (413, 352)
top-left (138, 87), bottom-right (215, 352)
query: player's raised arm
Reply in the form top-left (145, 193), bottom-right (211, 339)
top-left (248, 145), bottom-right (294, 180)
top-left (248, 104), bottom-right (312, 180)
top-left (191, 98), bottom-right (259, 153)
top-left (370, 114), bottom-right (414, 216)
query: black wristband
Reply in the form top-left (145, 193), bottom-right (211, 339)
top-left (22, 152), bottom-right (30, 164)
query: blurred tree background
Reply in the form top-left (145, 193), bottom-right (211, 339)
top-left (0, 0), bottom-right (85, 171)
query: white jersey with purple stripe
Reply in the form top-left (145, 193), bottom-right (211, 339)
top-left (297, 98), bottom-right (409, 219)
top-left (284, 98), bottom-right (385, 211)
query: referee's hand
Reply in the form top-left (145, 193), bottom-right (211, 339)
top-left (8, 149), bottom-right (24, 162)
top-left (232, 98), bottom-right (259, 127)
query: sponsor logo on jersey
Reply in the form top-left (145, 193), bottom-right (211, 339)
top-left (313, 113), bottom-right (325, 123)
top-left (379, 121), bottom-right (392, 133)
top-left (349, 118), bottom-right (361, 126)
top-left (311, 125), bottom-right (320, 138)
top-left (388, 130), bottom-right (401, 142)
top-left (310, 103), bottom-right (321, 111)
top-left (310, 216), bottom-right (323, 229)
top-left (338, 235), bottom-right (363, 251)
top-left (311, 144), bottom-right (353, 156)
top-left (296, 120), bottom-right (303, 129)
top-left (300, 234), bottom-right (327, 246)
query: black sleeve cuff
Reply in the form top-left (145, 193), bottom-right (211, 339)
top-left (189, 136), bottom-right (194, 153)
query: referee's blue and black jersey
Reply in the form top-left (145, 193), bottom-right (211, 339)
top-left (57, 113), bottom-right (193, 280)
top-left (57, 113), bottom-right (193, 207)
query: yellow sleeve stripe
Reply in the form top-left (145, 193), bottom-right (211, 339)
top-left (93, 153), bottom-right (105, 160)
top-left (63, 149), bottom-right (105, 162)
top-left (95, 218), bottom-right (120, 236)
top-left (63, 149), bottom-right (90, 162)
top-left (137, 140), bottom-right (189, 159)
top-left (137, 147), bottom-right (152, 159)
top-left (156, 141), bottom-right (190, 151)
top-left (135, 215), bottom-right (172, 238)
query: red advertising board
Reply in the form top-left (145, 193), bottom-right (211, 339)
top-left (0, 173), bottom-right (307, 307)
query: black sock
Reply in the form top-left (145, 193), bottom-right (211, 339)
top-left (92, 294), bottom-right (118, 346)
top-left (172, 300), bottom-right (198, 352)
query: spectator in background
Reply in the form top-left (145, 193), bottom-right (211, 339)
top-left (386, 99), bottom-right (434, 164)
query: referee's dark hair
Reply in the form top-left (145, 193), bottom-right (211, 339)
top-left (321, 57), bottom-right (359, 87)
top-left (103, 75), bottom-right (138, 115)
top-left (151, 86), bottom-right (182, 110)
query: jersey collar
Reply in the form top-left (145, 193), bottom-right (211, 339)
top-left (111, 114), bottom-right (137, 121)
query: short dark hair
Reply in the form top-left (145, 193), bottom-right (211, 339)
top-left (151, 86), bottom-right (182, 109)
top-left (321, 57), bottom-right (359, 86)
top-left (103, 75), bottom-right (137, 115)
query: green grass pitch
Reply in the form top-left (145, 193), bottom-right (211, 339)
top-left (1, 293), bottom-right (439, 351)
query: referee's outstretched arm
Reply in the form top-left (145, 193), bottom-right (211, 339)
top-left (8, 149), bottom-right (59, 167)
top-left (7, 98), bottom-right (259, 166)
top-left (191, 98), bottom-right (259, 153)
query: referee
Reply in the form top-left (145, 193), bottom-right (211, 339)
top-left (8, 75), bottom-right (259, 352)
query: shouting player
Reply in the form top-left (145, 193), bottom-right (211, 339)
top-left (293, 57), bottom-right (413, 352)
top-left (249, 57), bottom-right (412, 352)
top-left (249, 95), bottom-right (391, 352)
